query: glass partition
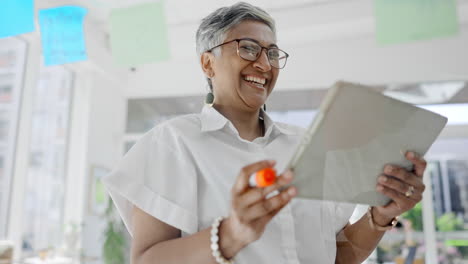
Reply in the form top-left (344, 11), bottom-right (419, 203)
top-left (125, 82), bottom-right (468, 263)
top-left (0, 37), bottom-right (27, 238)
top-left (21, 65), bottom-right (73, 257)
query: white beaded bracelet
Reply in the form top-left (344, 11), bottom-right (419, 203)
top-left (210, 217), bottom-right (234, 264)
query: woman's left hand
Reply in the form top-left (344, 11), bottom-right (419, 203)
top-left (373, 151), bottom-right (427, 222)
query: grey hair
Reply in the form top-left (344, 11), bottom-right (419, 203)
top-left (196, 2), bottom-right (276, 90)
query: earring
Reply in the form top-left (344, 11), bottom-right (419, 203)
top-left (205, 91), bottom-right (214, 107)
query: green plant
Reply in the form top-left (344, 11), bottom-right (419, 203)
top-left (402, 205), bottom-right (468, 260)
top-left (436, 213), bottom-right (464, 232)
top-left (401, 202), bottom-right (423, 231)
top-left (436, 213), bottom-right (467, 258)
top-left (103, 199), bottom-right (127, 264)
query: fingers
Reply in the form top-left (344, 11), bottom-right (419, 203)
top-left (235, 170), bottom-right (294, 210)
top-left (377, 175), bottom-right (423, 199)
top-left (242, 186), bottom-right (296, 221)
top-left (255, 194), bottom-right (292, 227)
top-left (226, 161), bottom-right (294, 246)
top-left (377, 181), bottom-right (422, 202)
top-left (261, 170), bottom-right (294, 196)
top-left (405, 151), bottom-right (427, 177)
top-left (382, 165), bottom-right (425, 192)
top-left (377, 185), bottom-right (421, 209)
top-left (232, 160), bottom-right (276, 195)
top-left (376, 153), bottom-right (428, 217)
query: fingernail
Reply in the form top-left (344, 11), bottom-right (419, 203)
top-left (284, 171), bottom-right (292, 179)
top-left (385, 165), bottom-right (393, 174)
top-left (377, 185), bottom-right (384, 192)
top-left (379, 176), bottom-right (388, 183)
top-left (288, 187), bottom-right (296, 196)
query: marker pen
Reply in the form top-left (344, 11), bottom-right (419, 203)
top-left (249, 168), bottom-right (277, 188)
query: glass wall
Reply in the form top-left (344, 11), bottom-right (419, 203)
top-left (271, 110), bottom-right (468, 264)
top-left (0, 37), bottom-right (27, 238)
top-left (125, 87), bottom-right (468, 264)
top-left (21, 65), bottom-right (73, 257)
top-left (427, 140), bottom-right (468, 263)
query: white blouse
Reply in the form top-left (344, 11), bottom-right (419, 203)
top-left (103, 105), bottom-right (355, 264)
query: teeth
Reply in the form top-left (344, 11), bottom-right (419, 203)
top-left (244, 75), bottom-right (266, 85)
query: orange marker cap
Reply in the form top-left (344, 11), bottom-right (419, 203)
top-left (255, 168), bottom-right (276, 187)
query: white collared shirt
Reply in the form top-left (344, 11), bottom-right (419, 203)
top-left (103, 106), bottom-right (355, 264)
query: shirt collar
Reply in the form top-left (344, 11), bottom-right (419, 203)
top-left (200, 105), bottom-right (229, 132)
top-left (200, 105), bottom-right (296, 136)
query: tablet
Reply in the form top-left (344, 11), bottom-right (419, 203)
top-left (284, 81), bottom-right (448, 206)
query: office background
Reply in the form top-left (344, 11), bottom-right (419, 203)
top-left (1, 0), bottom-right (468, 263)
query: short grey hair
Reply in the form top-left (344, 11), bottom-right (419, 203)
top-left (196, 2), bottom-right (276, 56)
top-left (196, 2), bottom-right (276, 90)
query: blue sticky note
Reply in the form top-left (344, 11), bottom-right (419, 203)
top-left (0, 0), bottom-right (35, 38)
top-left (39, 6), bottom-right (88, 66)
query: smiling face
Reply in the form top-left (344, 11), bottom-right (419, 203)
top-left (201, 20), bottom-right (279, 112)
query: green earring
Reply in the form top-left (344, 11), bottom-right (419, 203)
top-left (205, 92), bottom-right (214, 107)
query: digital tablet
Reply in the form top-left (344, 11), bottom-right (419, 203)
top-left (284, 81), bottom-right (448, 206)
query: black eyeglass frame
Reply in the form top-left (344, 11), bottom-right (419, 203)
top-left (206, 38), bottom-right (290, 69)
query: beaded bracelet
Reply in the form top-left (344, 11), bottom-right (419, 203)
top-left (210, 217), bottom-right (234, 264)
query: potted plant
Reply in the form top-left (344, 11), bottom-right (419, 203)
top-left (103, 199), bottom-right (127, 264)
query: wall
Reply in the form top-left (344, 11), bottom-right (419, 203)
top-left (80, 71), bottom-right (127, 262)
top-left (123, 0), bottom-right (468, 98)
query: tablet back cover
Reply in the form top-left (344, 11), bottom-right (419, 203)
top-left (287, 81), bottom-right (448, 206)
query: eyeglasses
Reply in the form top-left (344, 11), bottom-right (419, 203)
top-left (206, 38), bottom-right (289, 69)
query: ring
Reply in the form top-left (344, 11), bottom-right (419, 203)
top-left (405, 185), bottom-right (415, 198)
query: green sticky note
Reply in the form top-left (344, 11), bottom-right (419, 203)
top-left (109, 2), bottom-right (170, 66)
top-left (375, 0), bottom-right (459, 45)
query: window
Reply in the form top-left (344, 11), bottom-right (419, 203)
top-left (0, 37), bottom-right (27, 238)
top-left (124, 92), bottom-right (468, 263)
top-left (426, 144), bottom-right (468, 262)
top-left (271, 108), bottom-right (468, 263)
top-left (21, 65), bottom-right (73, 256)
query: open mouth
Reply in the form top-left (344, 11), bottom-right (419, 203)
top-left (242, 75), bottom-right (267, 89)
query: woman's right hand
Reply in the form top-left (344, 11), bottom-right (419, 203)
top-left (222, 160), bottom-right (297, 248)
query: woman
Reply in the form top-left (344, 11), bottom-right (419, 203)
top-left (103, 2), bottom-right (427, 263)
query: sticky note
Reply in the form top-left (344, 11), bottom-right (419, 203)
top-left (375, 0), bottom-right (459, 45)
top-left (109, 2), bottom-right (170, 66)
top-left (39, 6), bottom-right (88, 66)
top-left (0, 0), bottom-right (35, 38)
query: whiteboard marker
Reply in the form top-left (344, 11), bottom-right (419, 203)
top-left (249, 168), bottom-right (276, 188)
